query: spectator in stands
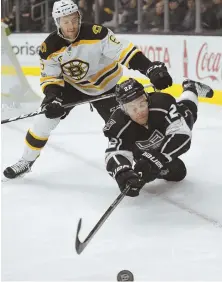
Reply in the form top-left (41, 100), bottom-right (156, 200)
top-left (78, 0), bottom-right (94, 23)
top-left (98, 0), bottom-right (115, 24)
top-left (19, 0), bottom-right (32, 31)
top-left (201, 0), bottom-right (219, 30)
top-left (13, 0), bottom-right (43, 32)
top-left (179, 0), bottom-right (195, 31)
top-left (211, 0), bottom-right (222, 29)
top-left (86, 0), bottom-right (94, 22)
top-left (142, 0), bottom-right (155, 12)
top-left (30, 0), bottom-right (44, 32)
top-left (142, 0), bottom-right (164, 32)
top-left (169, 0), bottom-right (187, 31)
top-left (2, 0), bottom-right (222, 33)
top-left (118, 0), bottom-right (138, 31)
top-left (142, 0), bottom-right (155, 27)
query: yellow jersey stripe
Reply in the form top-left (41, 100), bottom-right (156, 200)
top-left (41, 80), bottom-right (64, 91)
top-left (40, 76), bottom-right (59, 82)
top-left (72, 65), bottom-right (122, 90)
top-left (100, 66), bottom-right (122, 89)
top-left (25, 139), bottom-right (42, 151)
top-left (124, 49), bottom-right (141, 67)
top-left (118, 43), bottom-right (134, 63)
top-left (72, 39), bottom-right (101, 47)
top-left (46, 40), bottom-right (101, 60)
top-left (47, 47), bottom-right (67, 60)
top-left (40, 78), bottom-right (63, 86)
top-left (87, 61), bottom-right (117, 84)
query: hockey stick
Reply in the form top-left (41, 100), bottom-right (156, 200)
top-left (75, 184), bottom-right (131, 255)
top-left (1, 93), bottom-right (115, 124)
top-left (1, 84), bottom-right (154, 125)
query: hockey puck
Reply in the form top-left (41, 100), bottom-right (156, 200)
top-left (117, 270), bottom-right (134, 281)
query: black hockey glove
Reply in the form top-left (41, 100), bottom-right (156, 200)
top-left (115, 167), bottom-right (145, 197)
top-left (146, 61), bottom-right (172, 90)
top-left (42, 96), bottom-right (66, 119)
top-left (134, 150), bottom-right (167, 184)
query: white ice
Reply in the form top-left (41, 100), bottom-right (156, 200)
top-left (1, 77), bottom-right (222, 281)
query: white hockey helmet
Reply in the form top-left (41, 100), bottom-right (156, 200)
top-left (52, 0), bottom-right (80, 28)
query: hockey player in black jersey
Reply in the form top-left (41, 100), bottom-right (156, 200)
top-left (3, 0), bottom-right (172, 180)
top-left (104, 78), bottom-right (214, 197)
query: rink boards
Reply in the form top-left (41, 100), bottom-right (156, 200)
top-left (7, 33), bottom-right (222, 105)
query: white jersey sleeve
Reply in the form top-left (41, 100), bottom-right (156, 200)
top-left (40, 56), bottom-right (64, 93)
top-left (101, 28), bottom-right (140, 68)
top-left (39, 32), bottom-right (66, 94)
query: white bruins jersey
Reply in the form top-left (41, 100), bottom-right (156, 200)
top-left (39, 23), bottom-right (140, 96)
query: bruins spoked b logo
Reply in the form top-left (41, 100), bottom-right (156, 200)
top-left (61, 59), bottom-right (89, 81)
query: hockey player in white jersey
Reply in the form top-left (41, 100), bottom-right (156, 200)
top-left (3, 0), bottom-right (172, 179)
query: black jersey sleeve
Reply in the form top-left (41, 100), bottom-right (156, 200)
top-left (103, 109), bottom-right (135, 177)
top-left (127, 51), bottom-right (152, 74)
top-left (152, 93), bottom-right (192, 161)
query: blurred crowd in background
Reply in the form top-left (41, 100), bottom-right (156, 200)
top-left (1, 0), bottom-right (222, 34)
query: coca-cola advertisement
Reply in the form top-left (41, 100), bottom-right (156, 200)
top-left (183, 37), bottom-right (222, 90)
top-left (119, 34), bottom-right (222, 92)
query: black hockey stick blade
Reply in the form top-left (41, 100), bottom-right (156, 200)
top-left (74, 185), bottom-right (132, 255)
top-left (75, 218), bottom-right (86, 254)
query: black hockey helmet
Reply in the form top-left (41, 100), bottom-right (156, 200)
top-left (115, 78), bottom-right (147, 105)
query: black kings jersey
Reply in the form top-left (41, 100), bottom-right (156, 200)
top-left (103, 92), bottom-right (192, 168)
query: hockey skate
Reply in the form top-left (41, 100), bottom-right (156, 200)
top-left (182, 79), bottom-right (214, 98)
top-left (3, 159), bottom-right (36, 180)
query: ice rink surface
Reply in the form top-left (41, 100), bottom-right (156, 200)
top-left (1, 77), bottom-right (222, 281)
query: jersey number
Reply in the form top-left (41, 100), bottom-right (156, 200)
top-left (108, 138), bottom-right (118, 149)
top-left (169, 104), bottom-right (179, 119)
top-left (124, 85), bottom-right (132, 92)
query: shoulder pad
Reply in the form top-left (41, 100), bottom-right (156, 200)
top-left (150, 92), bottom-right (176, 111)
top-left (79, 23), bottom-right (108, 40)
top-left (103, 108), bottom-right (131, 137)
top-left (39, 31), bottom-right (69, 60)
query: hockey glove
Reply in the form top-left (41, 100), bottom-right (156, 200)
top-left (158, 158), bottom-right (187, 182)
top-left (134, 149), bottom-right (167, 184)
top-left (115, 167), bottom-right (145, 197)
top-left (146, 61), bottom-right (172, 90)
top-left (42, 96), bottom-right (66, 119)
